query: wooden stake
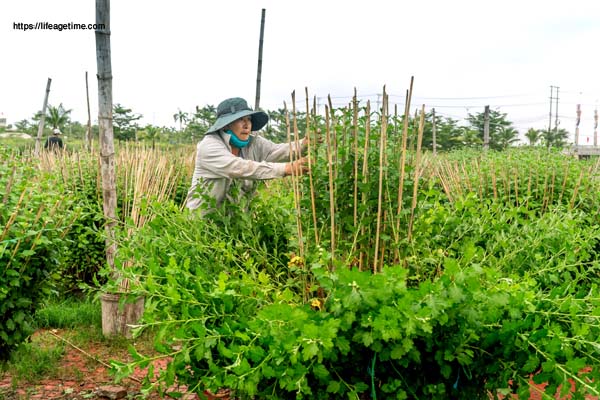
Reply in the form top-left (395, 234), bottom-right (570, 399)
top-left (85, 71), bottom-right (93, 151)
top-left (95, 0), bottom-right (118, 274)
top-left (34, 77), bottom-right (52, 156)
top-left (325, 105), bottom-right (336, 266)
top-left (290, 92), bottom-right (305, 257)
top-left (407, 105), bottom-right (425, 242)
top-left (327, 95), bottom-right (338, 180)
top-left (359, 100), bottom-right (371, 271)
top-left (373, 88), bottom-right (388, 273)
top-left (254, 9), bottom-right (266, 110)
top-left (352, 88), bottom-right (359, 227)
top-left (305, 87), bottom-right (319, 246)
top-left (394, 77), bottom-right (414, 254)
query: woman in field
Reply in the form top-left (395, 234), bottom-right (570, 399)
top-left (186, 97), bottom-right (309, 214)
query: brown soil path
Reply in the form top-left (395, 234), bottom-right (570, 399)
top-left (0, 329), bottom-right (230, 400)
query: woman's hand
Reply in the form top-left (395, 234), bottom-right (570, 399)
top-left (302, 128), bottom-right (323, 147)
top-left (285, 157), bottom-right (309, 176)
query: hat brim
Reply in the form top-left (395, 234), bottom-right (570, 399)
top-left (205, 110), bottom-right (269, 134)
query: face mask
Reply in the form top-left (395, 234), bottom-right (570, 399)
top-left (226, 129), bottom-right (251, 149)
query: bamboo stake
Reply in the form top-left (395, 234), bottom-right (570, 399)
top-left (290, 92), bottom-right (305, 257)
top-left (569, 170), bottom-right (584, 209)
top-left (2, 166), bottom-right (16, 205)
top-left (327, 95), bottom-right (338, 181)
top-left (558, 161), bottom-right (569, 205)
top-left (359, 100), bottom-right (371, 271)
top-left (514, 167), bottom-right (519, 207)
top-left (526, 168), bottom-right (532, 210)
top-left (491, 164), bottom-right (497, 200)
top-left (475, 159), bottom-right (483, 200)
top-left (373, 88), bottom-right (388, 274)
top-left (548, 166), bottom-right (556, 207)
top-left (325, 105), bottom-right (336, 266)
top-left (85, 71), bottom-right (93, 152)
top-left (541, 172), bottom-right (549, 213)
top-left (0, 187), bottom-right (29, 243)
top-left (380, 210), bottom-right (387, 271)
top-left (352, 88), bottom-right (359, 228)
top-left (407, 105), bottom-right (425, 242)
top-left (394, 78), bottom-right (414, 259)
top-left (305, 88), bottom-right (319, 246)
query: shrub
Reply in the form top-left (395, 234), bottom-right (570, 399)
top-left (0, 149), bottom-right (75, 359)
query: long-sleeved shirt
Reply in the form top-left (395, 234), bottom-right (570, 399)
top-left (186, 130), bottom-right (303, 212)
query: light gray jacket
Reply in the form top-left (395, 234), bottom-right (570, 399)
top-left (186, 130), bottom-right (303, 211)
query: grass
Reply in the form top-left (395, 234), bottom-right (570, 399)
top-left (3, 332), bottom-right (66, 382)
top-left (1, 295), bottom-right (155, 387)
top-left (34, 296), bottom-right (102, 330)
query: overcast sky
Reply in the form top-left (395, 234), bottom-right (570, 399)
top-left (1, 0), bottom-right (599, 142)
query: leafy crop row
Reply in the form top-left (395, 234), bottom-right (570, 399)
top-left (110, 96), bottom-right (600, 399)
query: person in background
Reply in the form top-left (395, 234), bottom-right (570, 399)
top-left (186, 97), bottom-right (311, 214)
top-left (44, 128), bottom-right (64, 151)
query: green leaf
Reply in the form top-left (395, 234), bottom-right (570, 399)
top-left (327, 381), bottom-right (341, 393)
top-left (302, 342), bottom-right (319, 360)
top-left (312, 363), bottom-right (329, 379)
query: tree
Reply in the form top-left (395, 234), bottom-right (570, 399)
top-left (496, 126), bottom-right (520, 150)
top-left (15, 119), bottom-right (33, 134)
top-left (467, 109), bottom-right (516, 150)
top-left (542, 128), bottom-right (570, 148)
top-left (261, 108), bottom-right (307, 143)
top-left (455, 126), bottom-right (482, 148)
top-left (113, 104), bottom-right (142, 142)
top-left (418, 111), bottom-right (466, 151)
top-left (45, 104), bottom-right (72, 130)
top-left (65, 121), bottom-right (87, 140)
top-left (173, 109), bottom-right (188, 132)
top-left (186, 105), bottom-right (217, 142)
top-left (141, 124), bottom-right (161, 149)
top-left (525, 128), bottom-right (542, 146)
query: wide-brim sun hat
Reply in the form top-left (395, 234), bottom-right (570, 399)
top-left (205, 97), bottom-right (269, 134)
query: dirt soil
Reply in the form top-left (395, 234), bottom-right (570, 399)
top-left (0, 330), bottom-right (596, 400)
top-left (0, 329), bottom-right (231, 400)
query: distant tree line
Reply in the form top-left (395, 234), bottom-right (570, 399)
top-left (9, 102), bottom-right (569, 150)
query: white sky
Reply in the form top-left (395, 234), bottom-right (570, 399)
top-left (1, 0), bottom-right (599, 142)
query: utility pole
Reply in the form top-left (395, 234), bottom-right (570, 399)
top-left (548, 86), bottom-right (554, 143)
top-left (483, 105), bottom-right (490, 150)
top-left (554, 86), bottom-right (560, 138)
top-left (254, 8), bottom-right (266, 110)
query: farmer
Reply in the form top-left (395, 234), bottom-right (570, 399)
top-left (186, 97), bottom-right (310, 213)
top-left (44, 128), bottom-right (64, 151)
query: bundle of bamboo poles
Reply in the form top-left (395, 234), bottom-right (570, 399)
top-left (37, 145), bottom-right (189, 290)
top-left (117, 144), bottom-right (186, 234)
top-left (285, 78), bottom-right (429, 273)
